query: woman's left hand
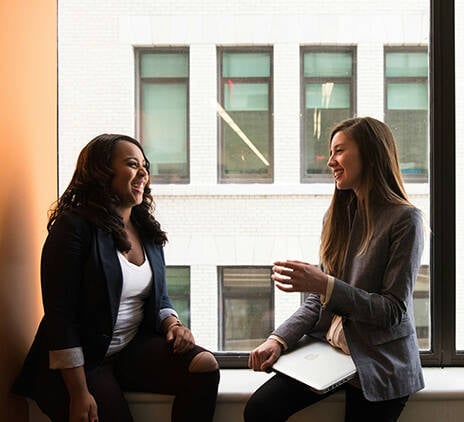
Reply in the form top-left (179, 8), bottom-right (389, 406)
top-left (166, 323), bottom-right (195, 354)
top-left (272, 260), bottom-right (327, 294)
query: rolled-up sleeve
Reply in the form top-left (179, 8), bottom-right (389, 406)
top-left (41, 214), bottom-right (92, 366)
top-left (49, 347), bottom-right (84, 369)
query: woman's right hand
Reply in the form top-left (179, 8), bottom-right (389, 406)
top-left (248, 338), bottom-right (282, 372)
top-left (61, 366), bottom-right (98, 422)
top-left (69, 390), bottom-right (98, 422)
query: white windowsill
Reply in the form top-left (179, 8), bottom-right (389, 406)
top-left (125, 367), bottom-right (464, 403)
top-left (28, 368), bottom-right (464, 422)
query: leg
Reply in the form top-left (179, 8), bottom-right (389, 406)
top-left (85, 362), bottom-right (134, 422)
top-left (244, 373), bottom-right (341, 422)
top-left (115, 333), bottom-right (219, 422)
top-left (344, 384), bottom-right (409, 422)
top-left (32, 362), bottom-right (133, 422)
top-left (32, 369), bottom-right (69, 422)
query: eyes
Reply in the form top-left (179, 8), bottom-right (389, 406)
top-left (329, 147), bottom-right (343, 157)
top-left (127, 159), bottom-right (148, 172)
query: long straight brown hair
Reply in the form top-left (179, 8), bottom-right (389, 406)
top-left (320, 117), bottom-right (412, 277)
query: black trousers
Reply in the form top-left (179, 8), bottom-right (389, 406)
top-left (33, 334), bottom-right (219, 422)
top-left (244, 373), bottom-right (409, 422)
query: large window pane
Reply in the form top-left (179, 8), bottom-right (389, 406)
top-left (385, 48), bottom-right (428, 180)
top-left (301, 48), bottom-right (355, 180)
top-left (385, 48), bottom-right (430, 350)
top-left (59, 1), bottom-right (435, 363)
top-left (414, 266), bottom-right (430, 350)
top-left (137, 50), bottom-right (189, 183)
top-left (219, 267), bottom-right (273, 351)
top-left (166, 267), bottom-right (190, 328)
top-left (218, 49), bottom-right (272, 182)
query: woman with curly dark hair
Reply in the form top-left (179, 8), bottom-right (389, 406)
top-left (13, 134), bottom-right (219, 422)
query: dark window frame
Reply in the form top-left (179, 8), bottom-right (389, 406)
top-left (217, 46), bottom-right (274, 184)
top-left (384, 45), bottom-right (429, 183)
top-left (424, 0), bottom-right (458, 366)
top-left (135, 47), bottom-right (190, 184)
top-left (300, 45), bottom-right (357, 183)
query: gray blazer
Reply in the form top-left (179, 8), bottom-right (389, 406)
top-left (273, 202), bottom-right (424, 401)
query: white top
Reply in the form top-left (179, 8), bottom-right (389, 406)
top-left (106, 250), bottom-right (153, 356)
top-left (49, 249), bottom-right (180, 369)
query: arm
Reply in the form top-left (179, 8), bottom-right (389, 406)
top-left (41, 213), bottom-right (91, 357)
top-left (41, 213), bottom-right (97, 417)
top-left (248, 338), bottom-right (283, 371)
top-left (162, 315), bottom-right (195, 353)
top-left (61, 367), bottom-right (98, 422)
top-left (326, 207), bottom-right (424, 328)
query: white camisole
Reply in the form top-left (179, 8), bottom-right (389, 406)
top-left (106, 250), bottom-right (153, 356)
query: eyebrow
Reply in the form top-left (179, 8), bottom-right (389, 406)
top-left (124, 156), bottom-right (147, 165)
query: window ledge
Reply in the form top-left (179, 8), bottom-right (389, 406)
top-left (28, 368), bottom-right (464, 422)
top-left (149, 183), bottom-right (430, 197)
top-left (125, 367), bottom-right (464, 403)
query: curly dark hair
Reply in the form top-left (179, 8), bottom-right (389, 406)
top-left (48, 134), bottom-right (167, 250)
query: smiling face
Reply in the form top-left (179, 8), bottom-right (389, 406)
top-left (327, 130), bottom-right (363, 195)
top-left (110, 140), bottom-right (149, 214)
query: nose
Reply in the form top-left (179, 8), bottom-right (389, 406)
top-left (327, 154), bottom-right (335, 169)
top-left (138, 165), bottom-right (148, 178)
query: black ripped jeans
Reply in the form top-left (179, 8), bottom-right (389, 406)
top-left (34, 334), bottom-right (219, 422)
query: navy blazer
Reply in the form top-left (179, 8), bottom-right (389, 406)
top-left (14, 211), bottom-right (173, 396)
top-left (273, 203), bottom-right (425, 401)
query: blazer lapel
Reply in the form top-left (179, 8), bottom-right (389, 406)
top-left (96, 228), bottom-right (123, 329)
top-left (143, 238), bottom-right (162, 299)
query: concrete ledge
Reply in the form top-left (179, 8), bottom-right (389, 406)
top-left (28, 368), bottom-right (464, 422)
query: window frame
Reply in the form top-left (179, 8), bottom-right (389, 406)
top-left (135, 47), bottom-right (190, 184)
top-left (300, 45), bottom-right (357, 183)
top-left (384, 45), bottom-right (429, 183)
top-left (217, 46), bottom-right (274, 184)
top-left (423, 0), bottom-right (459, 366)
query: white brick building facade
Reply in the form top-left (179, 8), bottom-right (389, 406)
top-left (58, 0), bottom-right (455, 351)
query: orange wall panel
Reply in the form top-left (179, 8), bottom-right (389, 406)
top-left (0, 0), bottom-right (57, 420)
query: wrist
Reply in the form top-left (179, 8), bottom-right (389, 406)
top-left (268, 335), bottom-right (287, 352)
top-left (165, 318), bottom-right (182, 333)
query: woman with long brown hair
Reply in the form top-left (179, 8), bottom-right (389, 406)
top-left (245, 117), bottom-right (424, 422)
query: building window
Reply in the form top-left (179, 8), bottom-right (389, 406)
top-left (301, 47), bottom-right (356, 181)
top-left (385, 47), bottom-right (428, 181)
top-left (166, 267), bottom-right (191, 328)
top-left (219, 267), bottom-right (274, 351)
top-left (136, 49), bottom-right (189, 183)
top-left (414, 265), bottom-right (430, 350)
top-left (218, 48), bottom-right (273, 183)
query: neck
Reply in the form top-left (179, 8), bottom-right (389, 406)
top-left (116, 207), bottom-right (132, 226)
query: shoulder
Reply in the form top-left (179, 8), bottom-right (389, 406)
top-left (376, 203), bottom-right (422, 225)
top-left (46, 211), bottom-right (95, 243)
top-left (375, 204), bottom-right (424, 244)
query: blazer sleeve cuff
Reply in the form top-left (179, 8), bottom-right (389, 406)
top-left (159, 308), bottom-right (179, 322)
top-left (49, 347), bottom-right (84, 369)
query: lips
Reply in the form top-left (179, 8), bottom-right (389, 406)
top-left (333, 169), bottom-right (343, 180)
top-left (131, 180), bottom-right (146, 193)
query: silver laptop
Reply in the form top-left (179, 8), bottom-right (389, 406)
top-left (272, 335), bottom-right (357, 394)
